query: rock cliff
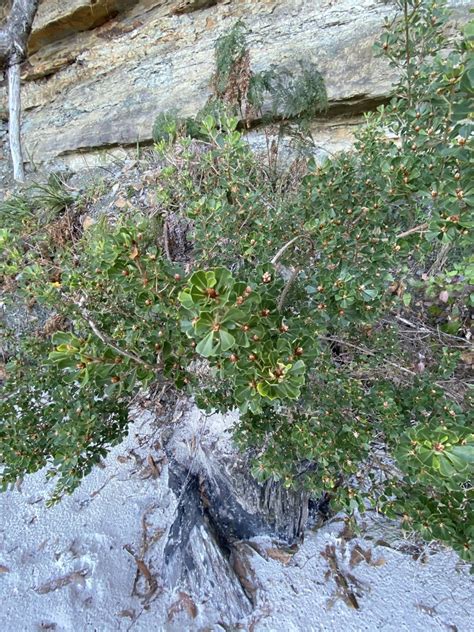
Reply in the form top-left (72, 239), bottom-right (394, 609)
top-left (0, 0), bottom-right (470, 171)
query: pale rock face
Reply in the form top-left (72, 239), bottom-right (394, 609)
top-left (0, 0), bottom-right (470, 168)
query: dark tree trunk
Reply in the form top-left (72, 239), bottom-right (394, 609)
top-left (0, 0), bottom-right (40, 182)
top-left (155, 402), bottom-right (324, 623)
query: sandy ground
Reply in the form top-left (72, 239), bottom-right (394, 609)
top-left (1, 409), bottom-right (473, 632)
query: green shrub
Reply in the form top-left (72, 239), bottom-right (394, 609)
top-left (152, 110), bottom-right (181, 143)
top-left (1, 1), bottom-right (472, 559)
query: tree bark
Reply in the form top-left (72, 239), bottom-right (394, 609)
top-left (156, 402), bottom-right (324, 623)
top-left (0, 0), bottom-right (40, 65)
top-left (8, 62), bottom-right (24, 182)
top-left (0, 0), bottom-right (40, 181)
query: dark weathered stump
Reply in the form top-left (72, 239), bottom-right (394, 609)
top-left (160, 403), bottom-right (321, 623)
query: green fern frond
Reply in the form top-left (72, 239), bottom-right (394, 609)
top-left (252, 61), bottom-right (328, 121)
top-left (214, 19), bottom-right (248, 96)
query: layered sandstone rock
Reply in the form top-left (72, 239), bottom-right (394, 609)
top-left (0, 0), bottom-right (470, 170)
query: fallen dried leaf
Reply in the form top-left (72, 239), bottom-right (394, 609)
top-left (0, 565), bottom-right (10, 573)
top-left (124, 545), bottom-right (158, 600)
top-left (115, 197), bottom-right (129, 209)
top-left (167, 591), bottom-right (198, 621)
top-left (35, 569), bottom-right (88, 594)
top-left (338, 523), bottom-right (355, 541)
top-left (371, 556), bottom-right (386, 567)
top-left (461, 351), bottom-right (474, 367)
top-left (230, 543), bottom-right (258, 603)
top-left (266, 547), bottom-right (293, 565)
top-left (350, 544), bottom-right (372, 567)
top-left (323, 544), bottom-right (361, 610)
top-left (147, 454), bottom-right (161, 478)
top-left (82, 215), bottom-right (95, 230)
top-left (149, 528), bottom-right (165, 546)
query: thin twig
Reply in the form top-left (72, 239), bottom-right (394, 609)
top-left (396, 222), bottom-right (428, 240)
top-left (394, 315), bottom-right (471, 343)
top-left (163, 215), bottom-right (172, 262)
top-left (321, 336), bottom-right (417, 377)
top-left (404, 0), bottom-right (412, 106)
top-left (278, 266), bottom-right (300, 311)
top-left (123, 544), bottom-right (159, 600)
top-left (320, 335), bottom-right (460, 400)
top-left (76, 304), bottom-right (160, 371)
top-left (271, 235), bottom-right (313, 266)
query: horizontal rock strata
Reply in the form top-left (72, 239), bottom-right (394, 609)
top-left (0, 0), bottom-right (470, 169)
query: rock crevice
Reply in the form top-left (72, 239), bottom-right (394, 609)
top-left (28, 0), bottom-right (140, 53)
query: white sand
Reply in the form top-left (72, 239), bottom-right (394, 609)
top-left (1, 409), bottom-right (473, 631)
